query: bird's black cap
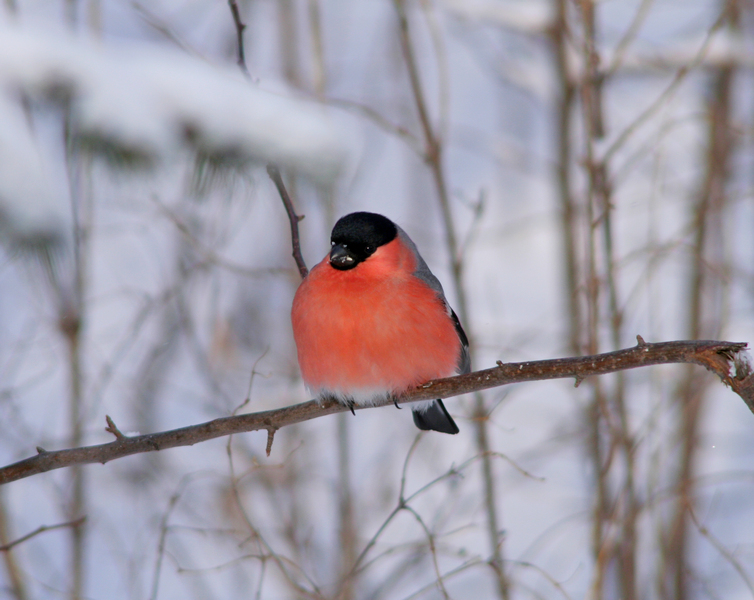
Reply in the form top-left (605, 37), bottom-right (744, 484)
top-left (329, 212), bottom-right (398, 270)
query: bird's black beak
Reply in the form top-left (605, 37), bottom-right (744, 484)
top-left (330, 244), bottom-right (358, 270)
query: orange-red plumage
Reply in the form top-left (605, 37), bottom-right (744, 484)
top-left (292, 238), bottom-right (460, 399)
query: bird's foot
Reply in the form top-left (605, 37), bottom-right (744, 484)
top-left (345, 398), bottom-right (356, 416)
top-left (392, 395), bottom-right (402, 410)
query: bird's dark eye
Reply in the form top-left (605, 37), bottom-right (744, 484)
top-left (365, 246), bottom-right (373, 253)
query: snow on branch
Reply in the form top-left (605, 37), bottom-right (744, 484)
top-left (0, 94), bottom-right (67, 249)
top-left (0, 26), bottom-right (345, 178)
top-left (0, 24), bottom-right (346, 242)
top-left (0, 339), bottom-right (751, 485)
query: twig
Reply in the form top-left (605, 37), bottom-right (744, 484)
top-left (402, 505), bottom-right (450, 600)
top-left (336, 411), bottom-right (357, 600)
top-left (267, 165), bottom-right (309, 279)
top-left (265, 428), bottom-right (276, 457)
top-left (398, 557), bottom-right (485, 600)
top-left (150, 477), bottom-right (191, 600)
top-left (687, 504), bottom-right (754, 596)
top-left (0, 488), bottom-right (28, 599)
top-left (0, 517), bottom-right (86, 552)
top-left (105, 415), bottom-right (126, 440)
top-left (308, 0), bottom-right (326, 96)
top-left (228, 0), bottom-right (250, 77)
top-left (348, 435), bottom-right (424, 577)
top-left (347, 448), bottom-right (489, 590)
top-left (508, 559), bottom-right (573, 600)
top-left (602, 9), bottom-right (728, 164)
top-left (131, 2), bottom-right (197, 56)
top-left (325, 98), bottom-right (423, 155)
top-left (604, 0), bottom-right (654, 77)
top-left (0, 340), bottom-right (749, 486)
top-left (153, 197), bottom-right (293, 278)
top-left (226, 427), bottom-right (321, 598)
top-left (549, 0), bottom-right (581, 354)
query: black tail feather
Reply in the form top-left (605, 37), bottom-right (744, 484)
top-left (412, 400), bottom-right (459, 434)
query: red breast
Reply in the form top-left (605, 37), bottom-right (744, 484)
top-left (291, 237), bottom-right (461, 397)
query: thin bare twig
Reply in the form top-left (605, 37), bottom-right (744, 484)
top-left (0, 517), bottom-right (86, 553)
top-left (687, 505), bottom-right (754, 596)
top-left (0, 488), bottom-right (28, 599)
top-left (508, 559), bottom-right (573, 600)
top-left (549, 0), bottom-right (582, 355)
top-left (348, 435), bottom-right (423, 578)
top-left (267, 165), bottom-right (309, 279)
top-left (104, 415), bottom-right (125, 440)
top-left (153, 198), bottom-right (294, 278)
top-left (226, 426), bottom-right (322, 598)
top-left (308, 0), bottom-right (326, 96)
top-left (602, 9), bottom-right (728, 164)
top-left (228, 0), bottom-right (250, 77)
top-left (325, 98), bottom-right (423, 155)
top-left (0, 340), bottom-right (749, 486)
top-left (149, 477), bottom-right (191, 600)
top-left (131, 2), bottom-right (197, 55)
top-left (398, 557), bottom-right (485, 600)
top-left (402, 505), bottom-right (450, 599)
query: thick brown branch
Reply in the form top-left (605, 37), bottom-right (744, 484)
top-left (267, 164), bottom-right (309, 279)
top-left (0, 340), bottom-right (750, 486)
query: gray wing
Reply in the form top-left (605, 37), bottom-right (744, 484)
top-left (397, 226), bottom-right (471, 375)
top-left (396, 226), bottom-right (445, 295)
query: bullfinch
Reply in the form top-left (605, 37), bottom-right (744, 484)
top-left (291, 212), bottom-right (470, 434)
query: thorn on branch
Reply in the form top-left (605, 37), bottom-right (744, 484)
top-left (574, 376), bottom-right (584, 388)
top-left (36, 447), bottom-right (46, 455)
top-left (636, 334), bottom-right (647, 346)
top-left (105, 415), bottom-right (126, 440)
top-left (496, 360), bottom-right (504, 367)
top-left (265, 427), bottom-right (277, 457)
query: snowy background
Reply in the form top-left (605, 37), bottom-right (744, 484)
top-left (1, 1), bottom-right (753, 599)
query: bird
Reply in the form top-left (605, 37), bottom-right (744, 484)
top-left (291, 211), bottom-right (470, 434)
